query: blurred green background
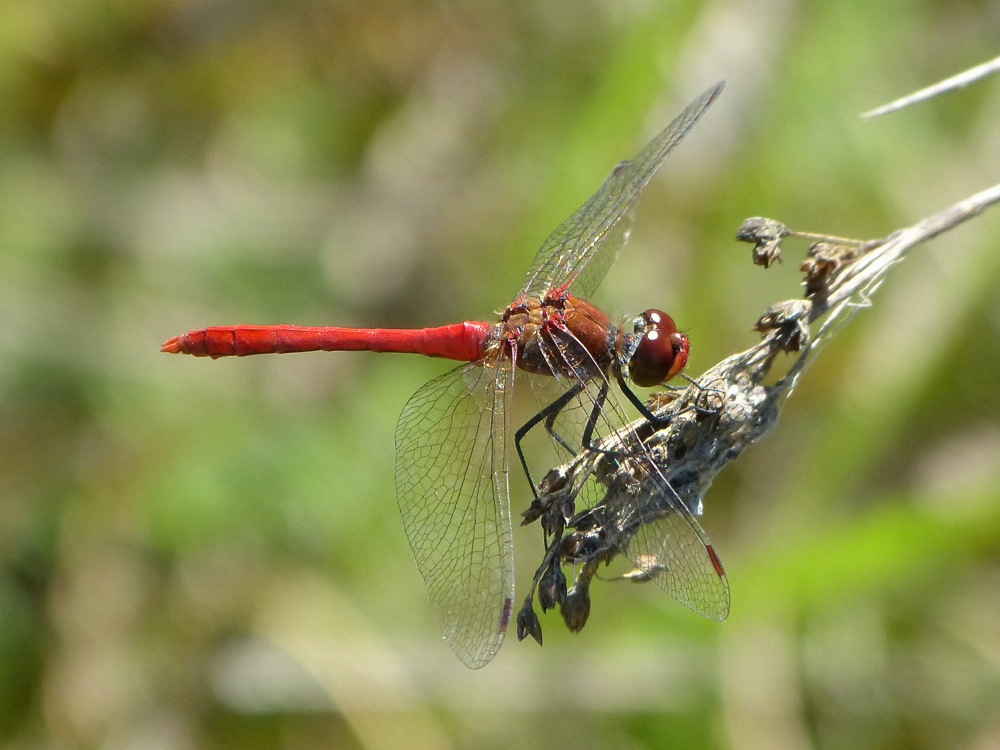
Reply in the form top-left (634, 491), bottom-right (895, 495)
top-left (2, 1), bottom-right (999, 748)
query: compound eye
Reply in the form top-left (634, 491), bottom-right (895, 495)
top-left (628, 309), bottom-right (690, 387)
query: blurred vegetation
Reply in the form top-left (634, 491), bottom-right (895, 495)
top-left (1, 1), bottom-right (999, 748)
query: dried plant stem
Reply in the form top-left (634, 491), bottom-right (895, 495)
top-left (521, 180), bottom-right (1000, 639)
top-left (861, 55), bottom-right (1000, 118)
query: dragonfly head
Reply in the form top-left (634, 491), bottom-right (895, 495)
top-left (621, 309), bottom-right (690, 387)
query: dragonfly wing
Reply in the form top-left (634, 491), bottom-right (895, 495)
top-left (606, 457), bottom-right (730, 620)
top-left (520, 81), bottom-right (724, 300)
top-left (394, 358), bottom-right (515, 669)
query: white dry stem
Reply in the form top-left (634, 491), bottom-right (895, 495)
top-left (861, 54), bottom-right (1000, 119)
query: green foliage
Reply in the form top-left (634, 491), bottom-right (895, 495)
top-left (1, 1), bottom-right (998, 748)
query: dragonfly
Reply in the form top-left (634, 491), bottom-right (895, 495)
top-left (162, 81), bottom-right (730, 668)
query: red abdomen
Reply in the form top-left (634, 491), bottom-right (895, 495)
top-left (162, 322), bottom-right (493, 362)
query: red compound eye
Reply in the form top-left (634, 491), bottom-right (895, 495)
top-left (628, 309), bottom-right (690, 387)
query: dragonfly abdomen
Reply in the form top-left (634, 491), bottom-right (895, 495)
top-left (161, 322), bottom-right (494, 361)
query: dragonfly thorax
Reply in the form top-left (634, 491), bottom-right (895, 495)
top-left (502, 293), bottom-right (615, 379)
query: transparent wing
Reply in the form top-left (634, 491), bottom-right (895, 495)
top-left (520, 81), bottom-right (724, 300)
top-left (394, 358), bottom-right (515, 669)
top-left (603, 454), bottom-right (730, 620)
top-left (527, 325), bottom-right (729, 620)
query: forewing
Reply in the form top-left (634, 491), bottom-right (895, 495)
top-left (520, 82), bottom-right (724, 300)
top-left (394, 359), bottom-right (515, 669)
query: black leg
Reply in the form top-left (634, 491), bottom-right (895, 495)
top-left (614, 369), bottom-right (660, 423)
top-left (515, 383), bottom-right (587, 500)
top-left (580, 377), bottom-right (609, 449)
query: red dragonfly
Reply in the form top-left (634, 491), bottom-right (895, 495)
top-left (163, 82), bottom-right (729, 668)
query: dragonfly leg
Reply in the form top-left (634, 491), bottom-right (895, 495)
top-left (612, 368), bottom-right (724, 428)
top-left (678, 374), bottom-right (727, 416)
top-left (579, 373), bottom-right (685, 458)
top-left (579, 377), bottom-right (610, 450)
top-left (514, 382), bottom-right (587, 500)
top-left (613, 369), bottom-right (661, 424)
